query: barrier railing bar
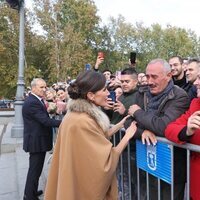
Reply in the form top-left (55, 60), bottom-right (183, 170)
top-left (127, 142), bottom-right (132, 200)
top-left (186, 149), bottom-right (190, 200)
top-left (170, 144), bottom-right (174, 200)
top-left (137, 168), bottom-right (140, 200)
top-left (158, 178), bottom-right (161, 200)
top-left (157, 137), bottom-right (200, 152)
top-left (146, 172), bottom-right (150, 200)
top-left (119, 130), bottom-right (124, 200)
top-left (113, 131), bottom-right (200, 200)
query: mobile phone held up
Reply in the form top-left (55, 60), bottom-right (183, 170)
top-left (108, 91), bottom-right (116, 102)
top-left (115, 71), bottom-right (121, 80)
top-left (85, 63), bottom-right (91, 71)
top-left (130, 51), bottom-right (136, 65)
top-left (98, 51), bottom-right (104, 59)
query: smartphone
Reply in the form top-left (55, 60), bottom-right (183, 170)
top-left (115, 71), bottom-right (121, 80)
top-left (85, 63), bottom-right (91, 71)
top-left (98, 52), bottom-right (104, 59)
top-left (130, 51), bottom-right (136, 64)
top-left (108, 91), bottom-right (116, 102)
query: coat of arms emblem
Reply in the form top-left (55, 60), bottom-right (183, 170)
top-left (147, 145), bottom-right (157, 171)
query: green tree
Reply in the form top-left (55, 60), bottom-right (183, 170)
top-left (1, 0), bottom-right (200, 99)
top-left (133, 23), bottom-right (199, 71)
top-left (30, 0), bottom-right (101, 81)
top-left (104, 17), bottom-right (200, 72)
top-left (0, 3), bottom-right (48, 97)
top-left (0, 5), bottom-right (19, 98)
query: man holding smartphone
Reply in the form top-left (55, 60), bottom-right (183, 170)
top-left (111, 67), bottom-right (142, 124)
top-left (105, 67), bottom-right (144, 199)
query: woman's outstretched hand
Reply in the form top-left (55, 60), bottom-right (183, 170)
top-left (118, 115), bottom-right (131, 128)
top-left (125, 121), bottom-right (137, 140)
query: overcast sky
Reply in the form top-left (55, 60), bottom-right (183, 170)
top-left (94, 0), bottom-right (200, 36)
top-left (26, 0), bottom-right (200, 36)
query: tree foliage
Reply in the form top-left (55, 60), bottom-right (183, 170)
top-left (0, 5), bottom-right (19, 98)
top-left (29, 0), bottom-right (101, 82)
top-left (0, 0), bottom-right (200, 98)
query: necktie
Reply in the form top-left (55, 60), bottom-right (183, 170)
top-left (41, 99), bottom-right (46, 108)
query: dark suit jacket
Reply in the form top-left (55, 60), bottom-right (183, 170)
top-left (22, 93), bottom-right (61, 153)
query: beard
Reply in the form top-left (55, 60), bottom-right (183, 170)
top-left (172, 70), bottom-right (183, 80)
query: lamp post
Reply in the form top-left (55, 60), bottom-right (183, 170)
top-left (6, 0), bottom-right (25, 138)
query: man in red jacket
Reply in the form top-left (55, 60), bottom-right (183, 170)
top-left (165, 59), bottom-right (200, 200)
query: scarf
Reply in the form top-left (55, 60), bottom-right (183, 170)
top-left (146, 80), bottom-right (174, 112)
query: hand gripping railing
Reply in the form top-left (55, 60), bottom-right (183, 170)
top-left (115, 129), bottom-right (200, 200)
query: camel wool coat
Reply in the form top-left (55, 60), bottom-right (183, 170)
top-left (44, 99), bottom-right (120, 200)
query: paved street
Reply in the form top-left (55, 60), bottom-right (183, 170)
top-left (0, 122), bottom-right (50, 200)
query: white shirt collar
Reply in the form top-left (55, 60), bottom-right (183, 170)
top-left (31, 92), bottom-right (43, 102)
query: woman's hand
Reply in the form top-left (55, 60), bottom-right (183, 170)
top-left (107, 115), bottom-right (130, 137)
top-left (125, 121), bottom-right (137, 140)
top-left (115, 121), bottom-right (137, 154)
top-left (118, 115), bottom-right (131, 128)
top-left (187, 111), bottom-right (200, 136)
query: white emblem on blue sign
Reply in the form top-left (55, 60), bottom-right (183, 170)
top-left (147, 145), bottom-right (157, 171)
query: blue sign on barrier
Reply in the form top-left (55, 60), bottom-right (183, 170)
top-left (136, 140), bottom-right (172, 184)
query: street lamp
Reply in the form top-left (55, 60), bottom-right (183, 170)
top-left (6, 0), bottom-right (25, 137)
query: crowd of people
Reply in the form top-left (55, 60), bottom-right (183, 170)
top-left (22, 54), bottom-right (200, 200)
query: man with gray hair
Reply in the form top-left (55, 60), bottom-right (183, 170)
top-left (128, 59), bottom-right (190, 199)
top-left (23, 78), bottom-right (61, 200)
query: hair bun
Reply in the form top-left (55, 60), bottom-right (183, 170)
top-left (67, 82), bottom-right (80, 99)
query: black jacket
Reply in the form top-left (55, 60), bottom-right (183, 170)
top-left (134, 85), bottom-right (190, 138)
top-left (110, 87), bottom-right (144, 125)
top-left (22, 94), bottom-right (61, 153)
top-left (132, 85), bottom-right (190, 183)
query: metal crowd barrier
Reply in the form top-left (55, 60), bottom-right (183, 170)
top-left (113, 130), bottom-right (200, 200)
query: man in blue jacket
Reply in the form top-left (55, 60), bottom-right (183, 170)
top-left (23, 78), bottom-right (61, 200)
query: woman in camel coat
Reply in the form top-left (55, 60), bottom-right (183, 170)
top-left (44, 70), bottom-right (136, 200)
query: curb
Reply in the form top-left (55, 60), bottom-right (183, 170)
top-left (0, 124), bottom-right (7, 155)
top-left (1, 123), bottom-right (23, 154)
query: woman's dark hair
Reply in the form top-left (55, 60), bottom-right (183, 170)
top-left (56, 87), bottom-right (65, 93)
top-left (68, 70), bottom-right (106, 100)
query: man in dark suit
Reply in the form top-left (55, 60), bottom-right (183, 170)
top-left (23, 78), bottom-right (61, 200)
